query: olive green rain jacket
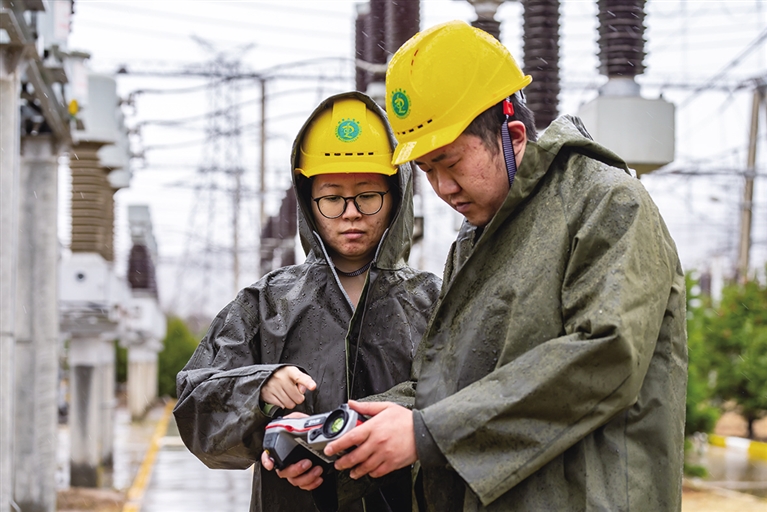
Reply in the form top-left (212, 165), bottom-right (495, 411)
top-left (173, 92), bottom-right (441, 512)
top-left (408, 116), bottom-right (687, 511)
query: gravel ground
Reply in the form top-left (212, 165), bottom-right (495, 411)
top-left (57, 488), bottom-right (124, 512)
top-left (682, 483), bottom-right (767, 512)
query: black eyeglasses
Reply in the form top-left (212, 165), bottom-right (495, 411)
top-left (312, 191), bottom-right (389, 219)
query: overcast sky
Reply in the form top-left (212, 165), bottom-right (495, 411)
top-left (63, 0), bottom-right (767, 318)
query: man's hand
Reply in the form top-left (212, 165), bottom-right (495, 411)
top-left (261, 411), bottom-right (324, 491)
top-left (324, 400), bottom-right (417, 479)
top-left (260, 366), bottom-right (317, 409)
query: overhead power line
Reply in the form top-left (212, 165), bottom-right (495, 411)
top-left (83, 2), bottom-right (347, 40)
top-left (654, 168), bottom-right (767, 178)
top-left (71, 19), bottom-right (348, 60)
top-left (680, 26), bottom-right (767, 108)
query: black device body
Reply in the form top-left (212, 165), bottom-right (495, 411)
top-left (262, 404), bottom-right (365, 472)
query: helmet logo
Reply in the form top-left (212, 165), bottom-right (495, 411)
top-left (391, 89), bottom-right (410, 119)
top-left (336, 118), bottom-right (361, 142)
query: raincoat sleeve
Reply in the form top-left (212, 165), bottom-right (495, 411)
top-left (359, 379), bottom-right (417, 408)
top-left (173, 294), bottom-right (302, 470)
top-left (417, 175), bottom-right (682, 506)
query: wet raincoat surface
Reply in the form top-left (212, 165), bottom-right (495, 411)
top-left (173, 93), bottom-right (441, 512)
top-left (406, 116), bottom-right (687, 511)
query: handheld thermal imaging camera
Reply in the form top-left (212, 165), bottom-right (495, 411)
top-left (262, 404), bottom-right (365, 471)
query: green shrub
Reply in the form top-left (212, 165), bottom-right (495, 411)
top-left (684, 270), bottom-right (767, 440)
top-left (685, 273), bottom-right (720, 437)
top-left (706, 278), bottom-right (767, 438)
top-left (115, 340), bottom-right (128, 384)
top-left (158, 316), bottom-right (200, 398)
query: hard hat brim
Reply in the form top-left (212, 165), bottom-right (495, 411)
top-left (391, 121), bottom-right (465, 165)
top-left (297, 161), bottom-right (398, 177)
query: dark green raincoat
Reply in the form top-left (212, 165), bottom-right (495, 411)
top-left (385, 116), bottom-right (687, 511)
top-left (173, 92), bottom-right (441, 512)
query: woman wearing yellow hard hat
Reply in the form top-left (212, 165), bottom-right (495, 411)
top-left (174, 91), bottom-right (441, 512)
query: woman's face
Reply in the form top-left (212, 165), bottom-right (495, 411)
top-left (310, 173), bottom-right (394, 268)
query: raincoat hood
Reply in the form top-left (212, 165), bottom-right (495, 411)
top-left (483, 115), bottom-right (631, 239)
top-left (290, 91), bottom-right (416, 271)
top-left (174, 91), bottom-right (442, 512)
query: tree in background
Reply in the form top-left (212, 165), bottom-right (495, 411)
top-left (158, 317), bottom-right (200, 398)
top-left (115, 340), bottom-right (128, 385)
top-left (684, 273), bottom-right (720, 437)
top-left (706, 278), bottom-right (767, 439)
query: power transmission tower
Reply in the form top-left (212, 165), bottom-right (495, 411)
top-left (171, 40), bottom-right (252, 316)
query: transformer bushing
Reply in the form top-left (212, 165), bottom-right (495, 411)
top-left (385, 0), bottom-right (420, 56)
top-left (472, 17), bottom-right (502, 40)
top-left (597, 0), bottom-right (646, 78)
top-left (522, 0), bottom-right (561, 129)
top-left (128, 245), bottom-right (158, 297)
top-left (461, 0), bottom-right (505, 40)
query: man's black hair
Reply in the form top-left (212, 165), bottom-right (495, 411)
top-left (463, 92), bottom-right (538, 155)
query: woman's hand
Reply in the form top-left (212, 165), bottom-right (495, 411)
top-left (260, 450), bottom-right (324, 491)
top-left (260, 366), bottom-right (317, 410)
top-left (261, 412), bottom-right (324, 491)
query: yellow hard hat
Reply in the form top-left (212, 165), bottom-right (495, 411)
top-left (386, 20), bottom-right (532, 165)
top-left (296, 97), bottom-right (397, 177)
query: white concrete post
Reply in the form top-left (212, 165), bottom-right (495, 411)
top-left (14, 135), bottom-right (61, 512)
top-left (0, 47), bottom-right (23, 512)
top-left (100, 338), bottom-right (116, 472)
top-left (128, 345), bottom-right (159, 419)
top-left (69, 335), bottom-right (108, 487)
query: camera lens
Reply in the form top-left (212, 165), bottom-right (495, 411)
top-left (322, 409), bottom-right (348, 438)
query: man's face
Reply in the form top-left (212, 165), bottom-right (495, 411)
top-left (414, 133), bottom-right (509, 228)
top-left (310, 173), bottom-right (393, 265)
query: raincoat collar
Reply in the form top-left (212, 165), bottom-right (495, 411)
top-left (471, 115), bottom-right (632, 245)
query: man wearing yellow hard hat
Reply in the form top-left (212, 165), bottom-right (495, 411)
top-left (174, 91), bottom-right (441, 512)
top-left (321, 21), bottom-right (687, 511)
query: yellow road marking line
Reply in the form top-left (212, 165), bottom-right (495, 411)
top-left (708, 434), bottom-right (726, 448)
top-left (709, 433), bottom-right (767, 461)
top-left (748, 440), bottom-right (767, 461)
top-left (122, 400), bottom-right (176, 512)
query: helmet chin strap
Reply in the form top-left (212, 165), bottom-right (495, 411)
top-left (501, 98), bottom-right (518, 190)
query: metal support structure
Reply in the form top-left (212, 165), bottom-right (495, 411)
top-left (737, 82), bottom-right (765, 283)
top-left (0, 0), bottom-right (71, 145)
top-left (13, 135), bottom-right (61, 512)
top-left (259, 77), bottom-right (267, 230)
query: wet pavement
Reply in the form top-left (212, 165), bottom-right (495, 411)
top-left (55, 401), bottom-right (767, 512)
top-left (686, 442), bottom-right (767, 498)
top-left (139, 413), bottom-right (252, 512)
top-left (57, 400), bottom-right (253, 512)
